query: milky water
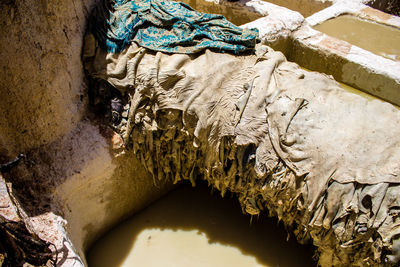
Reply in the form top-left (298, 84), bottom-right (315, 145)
top-left (87, 182), bottom-right (316, 267)
top-left (314, 15), bottom-right (400, 61)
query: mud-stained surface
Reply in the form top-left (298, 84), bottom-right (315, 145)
top-left (314, 15), bottom-right (400, 61)
top-left (87, 182), bottom-right (316, 267)
top-left (262, 0), bottom-right (331, 17)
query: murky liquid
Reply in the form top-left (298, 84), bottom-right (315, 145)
top-left (338, 81), bottom-right (379, 101)
top-left (262, 0), bottom-right (331, 18)
top-left (300, 66), bottom-right (384, 100)
top-left (314, 15), bottom-right (400, 61)
top-left (87, 182), bottom-right (316, 267)
top-left (173, 0), bottom-right (262, 26)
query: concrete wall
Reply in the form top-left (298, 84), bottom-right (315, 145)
top-left (0, 1), bottom-right (174, 265)
top-left (0, 0), bottom-right (94, 154)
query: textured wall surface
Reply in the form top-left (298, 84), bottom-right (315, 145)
top-left (0, 0), bottom-right (95, 154)
top-left (0, 1), bottom-right (174, 266)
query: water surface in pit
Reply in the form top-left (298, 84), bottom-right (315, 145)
top-left (87, 182), bottom-right (316, 267)
top-left (313, 15), bottom-right (400, 61)
top-left (173, 0), bottom-right (262, 26)
top-left (262, 0), bottom-right (332, 18)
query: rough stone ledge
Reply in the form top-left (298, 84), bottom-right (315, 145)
top-left (297, 2), bottom-right (400, 105)
top-left (240, 1), bottom-right (304, 55)
top-left (0, 119), bottom-right (174, 266)
top-left (0, 175), bottom-right (83, 266)
top-left (238, 0), bottom-right (400, 106)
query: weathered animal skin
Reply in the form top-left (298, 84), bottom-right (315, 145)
top-left (84, 34), bottom-right (400, 266)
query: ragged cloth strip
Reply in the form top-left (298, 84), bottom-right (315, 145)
top-left (0, 180), bottom-right (56, 267)
top-left (84, 1), bottom-right (400, 265)
top-left (89, 0), bottom-right (258, 54)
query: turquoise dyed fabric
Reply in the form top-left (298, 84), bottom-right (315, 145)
top-left (89, 0), bottom-right (259, 54)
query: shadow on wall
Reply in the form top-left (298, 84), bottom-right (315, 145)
top-left (87, 181), bottom-right (317, 267)
top-left (368, 0), bottom-right (400, 16)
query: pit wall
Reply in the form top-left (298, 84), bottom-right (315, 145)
top-left (239, 0), bottom-right (400, 105)
top-left (293, 3), bottom-right (400, 106)
top-left (1, 0), bottom-right (399, 266)
top-left (0, 0), bottom-right (174, 266)
top-left (1, 119), bottom-right (174, 266)
top-left (0, 0), bottom-right (92, 155)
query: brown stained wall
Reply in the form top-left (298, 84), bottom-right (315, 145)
top-left (368, 0), bottom-right (400, 16)
top-left (0, 1), bottom-right (176, 265)
top-left (0, 0), bottom-right (96, 155)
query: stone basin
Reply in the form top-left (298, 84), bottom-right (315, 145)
top-left (87, 182), bottom-right (316, 267)
top-left (240, 1), bottom-right (400, 106)
top-left (313, 14), bottom-right (400, 61)
top-left (1, 0), bottom-right (400, 266)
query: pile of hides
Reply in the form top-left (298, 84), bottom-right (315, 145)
top-left (84, 0), bottom-right (400, 265)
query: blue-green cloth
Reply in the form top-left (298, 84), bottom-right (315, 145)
top-left (89, 0), bottom-right (259, 54)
